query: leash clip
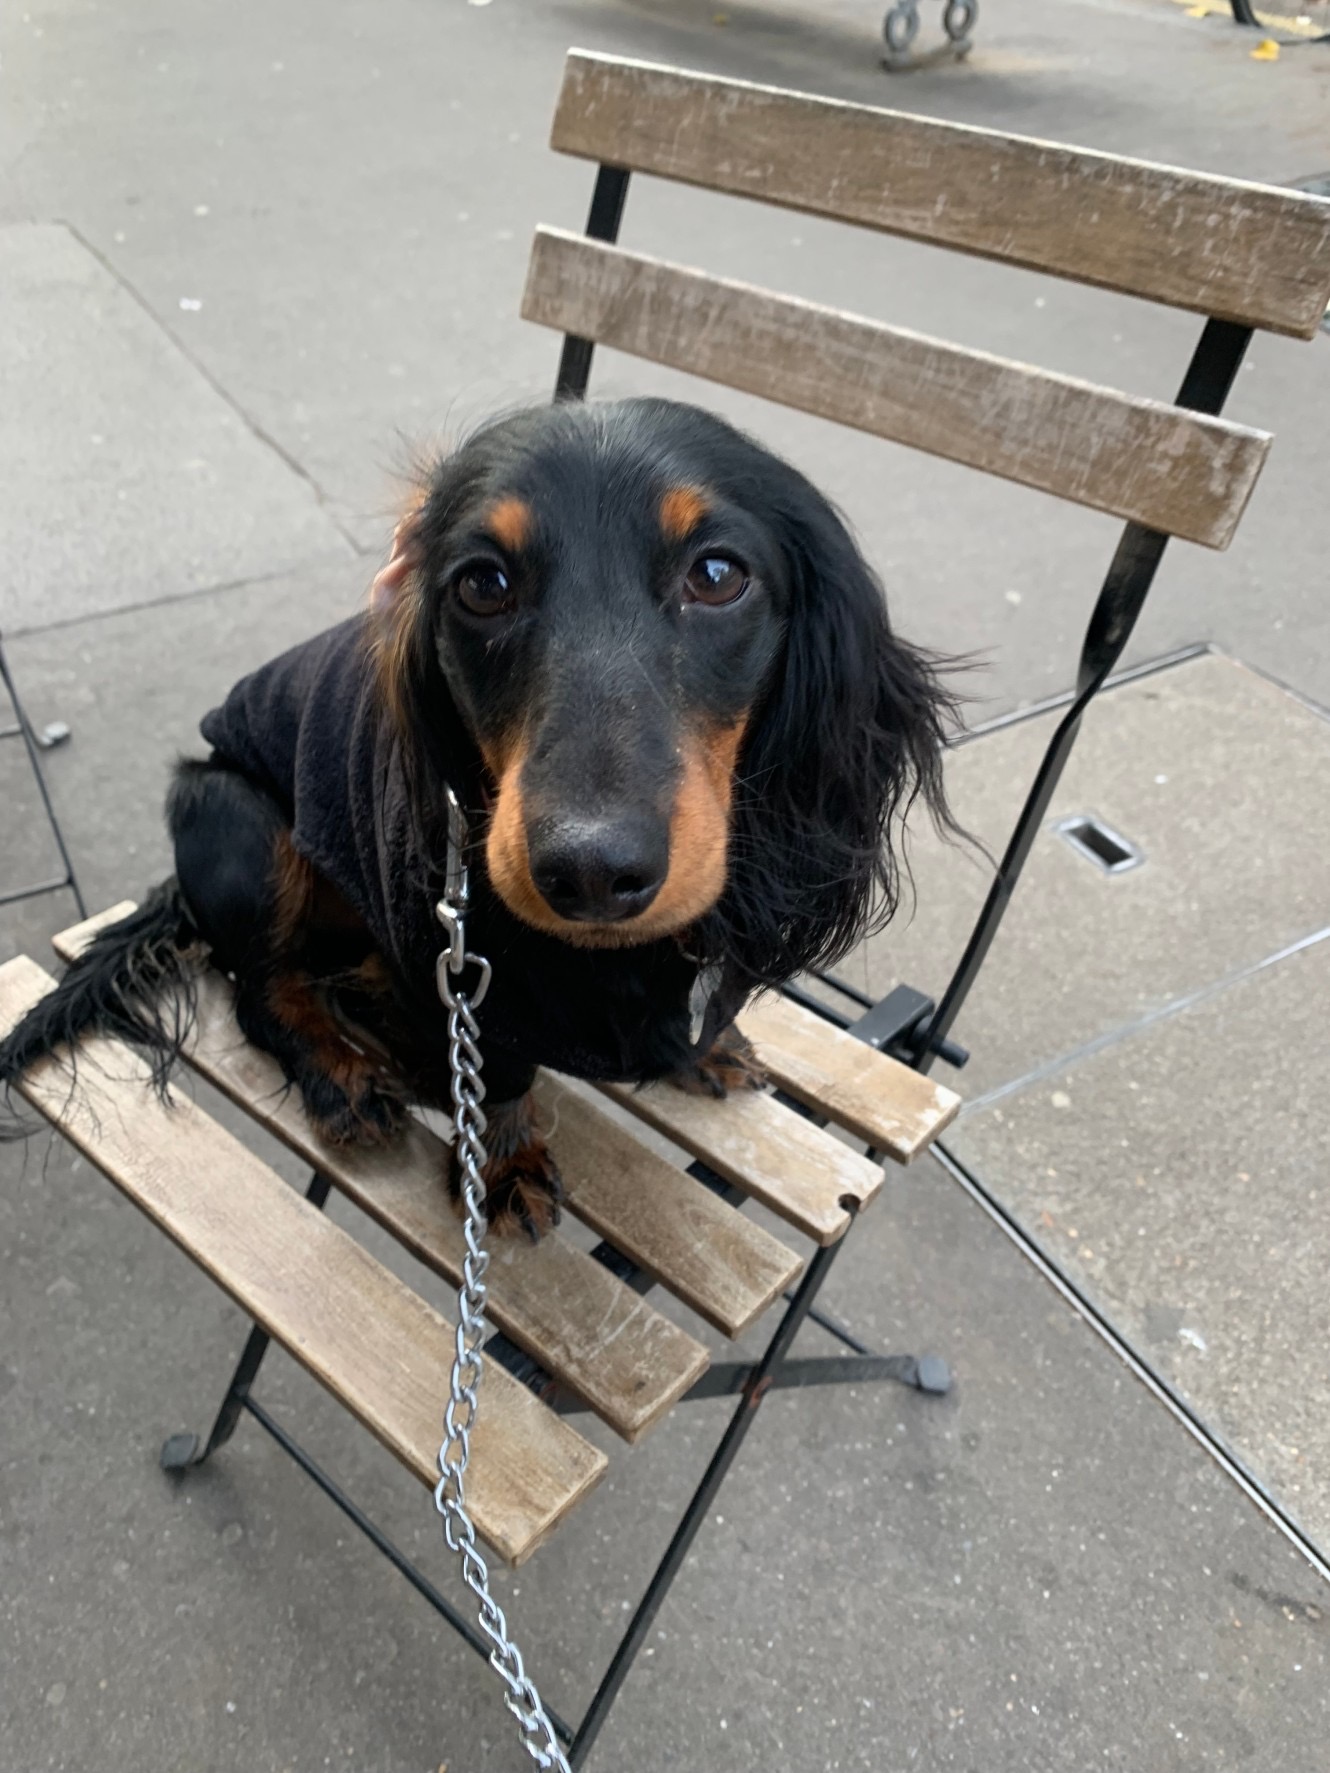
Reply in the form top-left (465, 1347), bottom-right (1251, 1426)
top-left (442, 785), bottom-right (470, 926)
top-left (436, 785), bottom-right (491, 1011)
top-left (435, 940), bottom-right (491, 1012)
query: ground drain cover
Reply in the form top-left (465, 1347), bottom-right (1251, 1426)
top-left (1053, 813), bottom-right (1144, 874)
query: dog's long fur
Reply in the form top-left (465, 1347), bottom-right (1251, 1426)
top-left (0, 398), bottom-right (958, 1237)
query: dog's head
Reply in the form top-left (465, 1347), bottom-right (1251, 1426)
top-left (375, 398), bottom-right (955, 981)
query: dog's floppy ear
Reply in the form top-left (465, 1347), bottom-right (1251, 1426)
top-left (370, 491), bottom-right (429, 732)
top-left (715, 487), bottom-right (958, 986)
top-left (369, 485), bottom-right (477, 852)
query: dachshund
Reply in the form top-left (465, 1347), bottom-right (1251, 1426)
top-left (0, 397), bottom-right (956, 1239)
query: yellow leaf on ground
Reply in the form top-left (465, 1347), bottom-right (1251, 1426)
top-left (1250, 36), bottom-right (1281, 57)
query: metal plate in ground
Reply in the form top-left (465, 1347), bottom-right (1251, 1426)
top-left (841, 653), bottom-right (1330, 1100)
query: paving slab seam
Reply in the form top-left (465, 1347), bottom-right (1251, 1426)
top-left (1217, 649), bottom-right (1330, 727)
top-left (931, 1140), bottom-right (1330, 1588)
top-left (1, 556), bottom-right (362, 645)
top-left (958, 922), bottom-right (1330, 1116)
top-left (956, 645), bottom-right (1330, 749)
top-left (59, 219), bottom-right (367, 558)
top-left (954, 642), bottom-right (1214, 747)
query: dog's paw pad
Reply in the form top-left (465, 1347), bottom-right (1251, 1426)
top-left (352, 1083), bottom-right (409, 1144)
top-left (489, 1162), bottom-right (565, 1244)
top-left (306, 1076), bottom-right (407, 1147)
top-left (668, 1027), bottom-right (767, 1099)
top-left (452, 1141), bottom-right (565, 1243)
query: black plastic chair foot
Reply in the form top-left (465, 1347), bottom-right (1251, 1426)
top-left (914, 1354), bottom-right (953, 1395)
top-left (160, 1432), bottom-right (202, 1471)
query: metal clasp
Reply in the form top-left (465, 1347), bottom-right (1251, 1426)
top-left (437, 899), bottom-right (467, 976)
top-left (435, 895), bottom-right (491, 1010)
top-left (443, 785), bottom-right (470, 920)
top-left (436, 785), bottom-right (491, 1010)
top-left (435, 940), bottom-right (492, 1012)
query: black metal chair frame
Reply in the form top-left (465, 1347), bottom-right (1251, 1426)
top-left (148, 163), bottom-right (1254, 1767)
top-left (0, 634), bottom-right (86, 920)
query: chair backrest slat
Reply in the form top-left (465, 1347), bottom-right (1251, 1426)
top-left (552, 51), bottom-right (1330, 340)
top-left (523, 229), bottom-right (1271, 548)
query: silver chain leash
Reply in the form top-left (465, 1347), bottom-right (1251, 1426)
top-left (432, 788), bottom-right (573, 1773)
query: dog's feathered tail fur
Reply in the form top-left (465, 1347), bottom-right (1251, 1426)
top-left (0, 881), bottom-right (202, 1139)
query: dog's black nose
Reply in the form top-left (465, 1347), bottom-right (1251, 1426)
top-left (527, 816), bottom-right (668, 923)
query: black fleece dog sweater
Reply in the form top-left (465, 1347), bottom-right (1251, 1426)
top-left (200, 617), bottom-right (703, 1096)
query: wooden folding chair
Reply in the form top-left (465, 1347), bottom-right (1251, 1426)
top-left (4, 50), bottom-right (1329, 1769)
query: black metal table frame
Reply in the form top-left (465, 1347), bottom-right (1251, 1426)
top-left (151, 165), bottom-right (1254, 1767)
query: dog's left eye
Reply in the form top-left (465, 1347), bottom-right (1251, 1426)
top-left (684, 555), bottom-right (749, 607)
top-left (454, 563), bottom-right (515, 617)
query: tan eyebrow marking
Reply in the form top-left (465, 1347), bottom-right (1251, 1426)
top-left (660, 485), bottom-right (711, 542)
top-left (484, 495), bottom-right (532, 553)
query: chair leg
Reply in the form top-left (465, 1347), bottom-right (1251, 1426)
top-left (568, 1234), bottom-right (848, 1766)
top-left (684, 1352), bottom-right (952, 1400)
top-left (161, 1172), bottom-right (331, 1472)
top-left (557, 1349), bottom-right (951, 1418)
top-left (0, 632), bottom-right (86, 918)
top-left (160, 1322), bottom-right (273, 1471)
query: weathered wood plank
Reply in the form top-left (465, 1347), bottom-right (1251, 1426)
top-left (551, 52), bottom-right (1330, 339)
top-left (739, 993), bottom-right (961, 1161)
top-left (523, 230), bottom-right (1271, 548)
top-left (0, 954), bottom-right (605, 1565)
top-left (599, 1075), bottom-right (884, 1246)
top-left (54, 901), bottom-right (137, 942)
top-left (52, 911), bottom-right (710, 1443)
top-left (536, 1077), bottom-right (803, 1336)
top-left (61, 905), bottom-right (963, 1166)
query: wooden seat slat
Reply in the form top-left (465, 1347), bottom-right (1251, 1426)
top-left (550, 51), bottom-right (1330, 340)
top-left (536, 1077), bottom-right (803, 1336)
top-left (53, 909), bottom-right (710, 1444)
top-left (599, 1076), bottom-right (884, 1247)
top-left (522, 230), bottom-right (1271, 549)
top-left (0, 955), bottom-right (605, 1566)
top-left (739, 994), bottom-right (961, 1161)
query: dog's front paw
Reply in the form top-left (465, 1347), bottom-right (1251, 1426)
top-left (488, 1146), bottom-right (566, 1243)
top-left (305, 1069), bottom-right (409, 1147)
top-left (448, 1091), bottom-right (564, 1243)
top-left (668, 1024), bottom-right (767, 1100)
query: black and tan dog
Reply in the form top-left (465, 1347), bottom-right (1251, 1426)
top-left (0, 398), bottom-right (955, 1237)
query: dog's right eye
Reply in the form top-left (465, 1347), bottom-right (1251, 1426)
top-left (684, 554), bottom-right (749, 608)
top-left (454, 564), bottom-right (514, 617)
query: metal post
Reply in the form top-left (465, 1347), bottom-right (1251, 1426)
top-left (912, 318), bottom-right (1254, 1073)
top-left (160, 1171), bottom-right (332, 1470)
top-left (554, 165), bottom-right (631, 402)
